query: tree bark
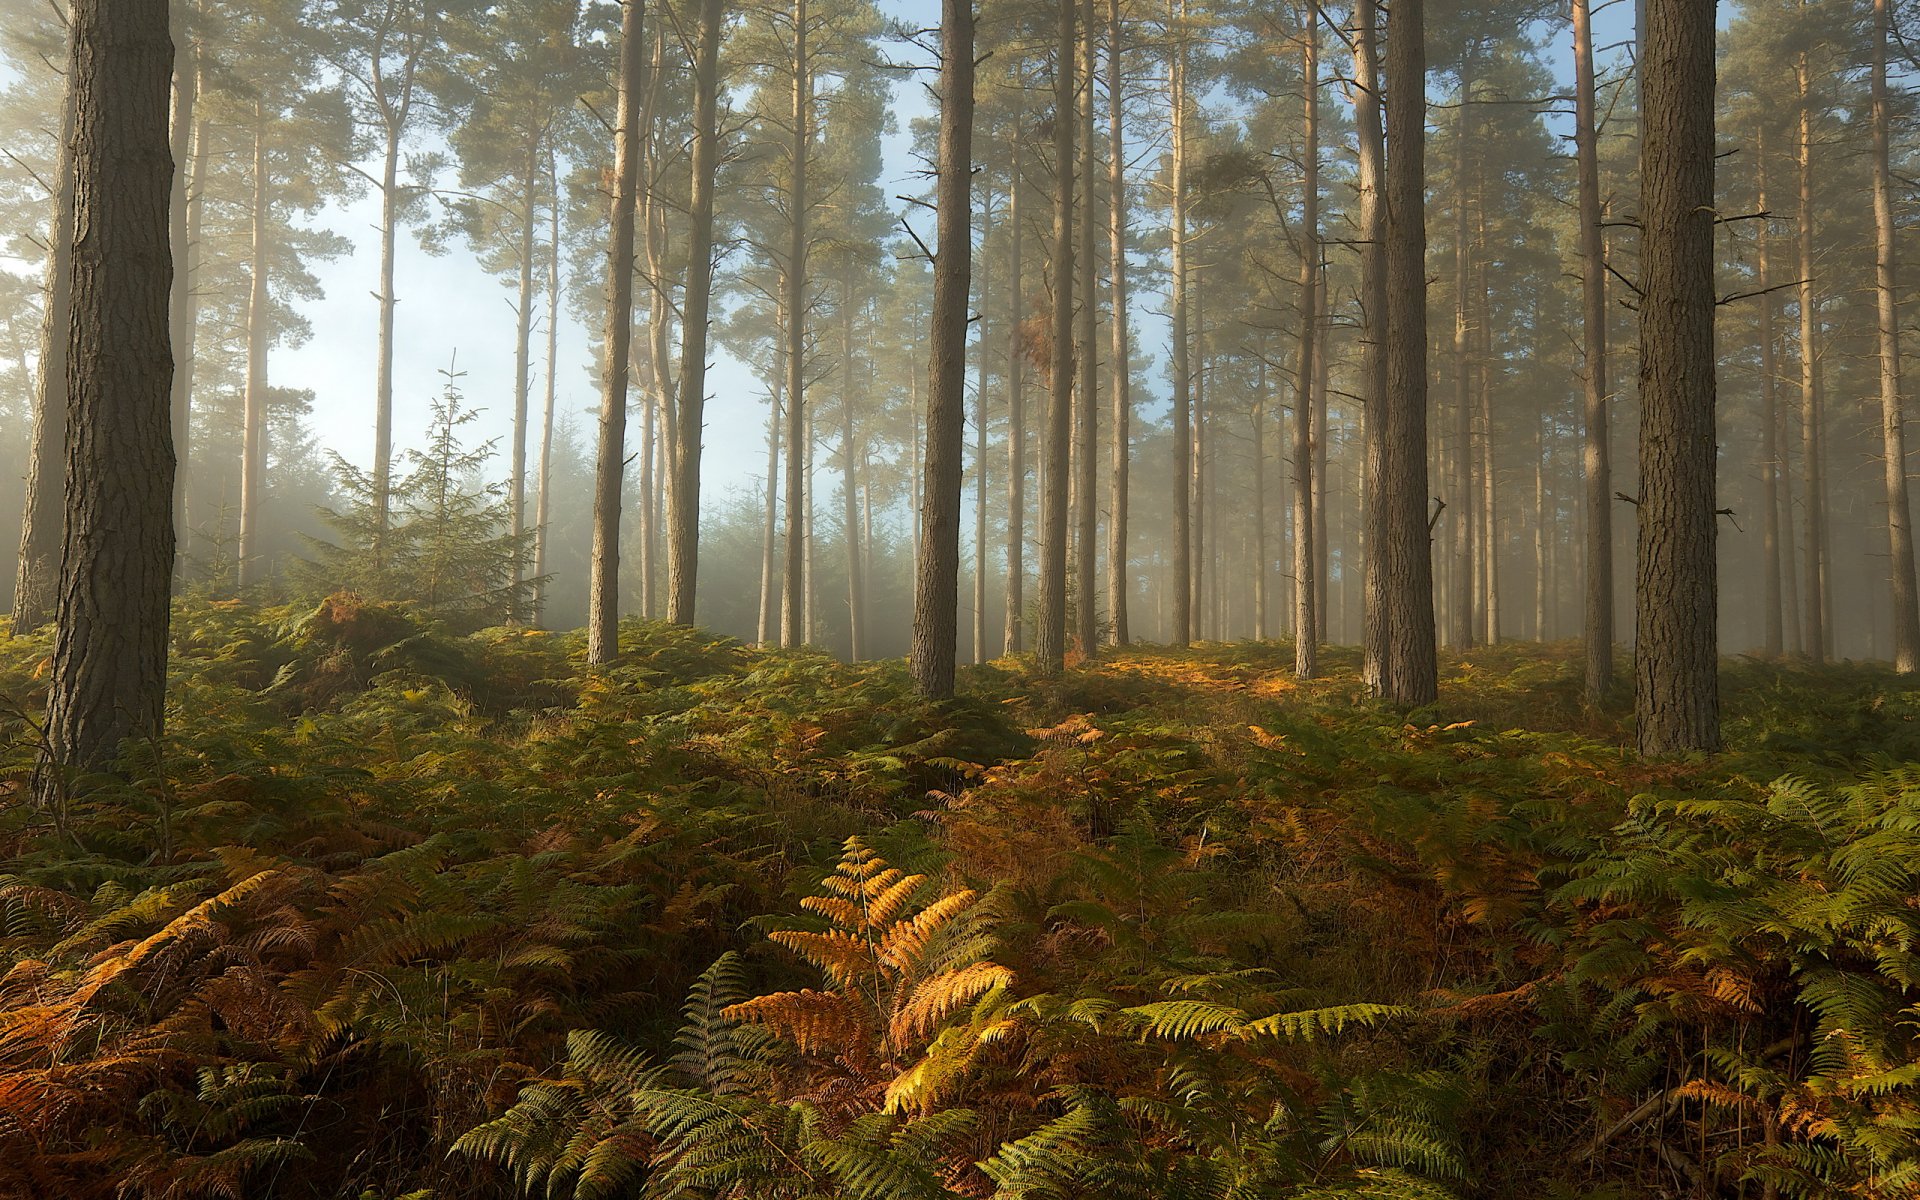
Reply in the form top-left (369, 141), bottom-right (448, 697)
top-left (1634, 0), bottom-right (1719, 756)
top-left (237, 104), bottom-right (269, 589)
top-left (1073, 0), bottom-right (1099, 656)
top-left (1004, 98), bottom-right (1027, 654)
top-left (1167, 0), bottom-right (1192, 649)
top-left (586, 0), bottom-right (645, 665)
top-left (759, 307), bottom-right (784, 647)
top-left (667, 0), bottom-right (725, 626)
top-left (1377, 0), bottom-right (1436, 705)
top-left (534, 149), bottom-right (560, 626)
top-left (1293, 3), bottom-right (1319, 678)
top-left (1035, 0), bottom-right (1076, 674)
top-left (37, 0), bottom-right (176, 798)
top-left (841, 268), bottom-right (866, 660)
top-left (1353, 0), bottom-right (1388, 690)
top-left (782, 0), bottom-right (811, 647)
top-left (1105, 0), bottom-right (1131, 647)
top-left (1795, 40), bottom-right (1826, 664)
top-left (1871, 0), bottom-right (1919, 671)
top-left (973, 197), bottom-right (992, 664)
top-left (14, 68), bottom-right (77, 634)
top-left (909, 0), bottom-right (975, 697)
top-left (1573, 0), bottom-right (1612, 696)
top-left (1448, 64), bottom-right (1474, 650)
top-left (509, 132), bottom-right (540, 621)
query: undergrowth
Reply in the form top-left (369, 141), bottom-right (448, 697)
top-left (2, 600), bottom-right (1918, 1198)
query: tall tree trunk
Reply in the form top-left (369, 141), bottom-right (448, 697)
top-left (759, 311), bottom-right (784, 647)
top-left (782, 0), bottom-right (811, 647)
top-left (587, 0), bottom-right (645, 665)
top-left (14, 71), bottom-right (77, 633)
top-left (1293, 4), bottom-right (1319, 677)
top-left (1634, 0), bottom-right (1719, 756)
top-left (1005, 100), bottom-right (1027, 654)
top-left (237, 105), bottom-right (268, 590)
top-left (1167, 0), bottom-right (1193, 649)
top-left (1573, 0), bottom-right (1612, 697)
top-left (168, 41), bottom-right (198, 567)
top-left (534, 150), bottom-right (560, 627)
top-left (1757, 129), bottom-right (1783, 658)
top-left (509, 133), bottom-right (539, 621)
top-left (37, 0), bottom-right (176, 800)
top-left (1795, 41), bottom-right (1825, 664)
top-left (973, 198), bottom-right (992, 665)
top-left (1313, 278), bottom-right (1329, 640)
top-left (909, 0), bottom-right (975, 697)
top-left (1193, 319), bottom-right (1206, 635)
top-left (1105, 0), bottom-right (1131, 646)
top-left (374, 124), bottom-right (401, 559)
top-left (1353, 0), bottom-right (1388, 689)
top-left (841, 270), bottom-right (866, 660)
top-left (1781, 368), bottom-right (1803, 656)
top-left (1073, 0), bottom-right (1099, 656)
top-left (1035, 0), bottom-right (1077, 675)
top-left (1871, 0), bottom-right (1919, 671)
top-left (667, 0), bottom-right (725, 626)
top-left (1534, 392), bottom-right (1548, 641)
top-left (1377, 0), bottom-right (1437, 704)
top-left (639, 37), bottom-right (667, 620)
top-left (1477, 248), bottom-right (1498, 643)
top-left (1448, 64), bottom-right (1474, 650)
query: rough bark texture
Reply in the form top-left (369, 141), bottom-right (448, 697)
top-left (1167, 0), bottom-right (1192, 648)
top-left (1634, 0), bottom-right (1720, 756)
top-left (1377, 0), bottom-right (1436, 705)
top-left (1104, 0), bottom-right (1131, 647)
top-left (782, 0), bottom-right (811, 648)
top-left (1004, 102), bottom-right (1026, 655)
top-left (534, 150), bottom-right (560, 626)
top-left (1448, 66), bottom-right (1474, 651)
top-left (1293, 5), bottom-right (1319, 679)
top-left (1871, 0), bottom-right (1920, 672)
top-left (38, 0), bottom-right (177, 796)
top-left (1795, 45), bottom-right (1826, 664)
top-left (1353, 0), bottom-right (1388, 690)
top-left (1035, 0), bottom-right (1076, 674)
top-left (973, 203), bottom-right (991, 665)
top-left (14, 70), bottom-right (77, 634)
top-left (667, 0), bottom-right (724, 626)
top-left (237, 107), bottom-right (269, 589)
top-left (908, 0), bottom-right (974, 698)
top-left (1072, 0), bottom-right (1098, 657)
top-left (586, 0), bottom-right (645, 666)
top-left (1573, 0), bottom-right (1612, 698)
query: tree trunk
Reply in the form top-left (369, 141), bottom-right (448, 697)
top-left (1073, 0), bottom-right (1099, 657)
top-left (1005, 99), bottom-right (1027, 655)
top-left (14, 70), bottom-right (77, 633)
top-left (1756, 129), bottom-right (1782, 658)
top-left (1871, 0), bottom-right (1919, 671)
top-left (1353, 0), bottom-right (1388, 689)
top-left (37, 0), bottom-right (176, 799)
top-left (374, 124), bottom-right (401, 559)
top-left (909, 0), bottom-right (975, 697)
top-left (1573, 0), bottom-right (1612, 696)
top-left (973, 197), bottom-right (992, 664)
top-left (639, 37), bottom-right (668, 620)
top-left (1795, 42), bottom-right (1825, 664)
top-left (1167, 0), bottom-right (1192, 649)
top-left (168, 43), bottom-right (198, 567)
top-left (534, 150), bottom-right (560, 627)
top-left (1477, 248), bottom-right (1498, 644)
top-left (586, 0), bottom-right (645, 666)
top-left (1293, 4), bottom-right (1319, 677)
top-left (1448, 64), bottom-right (1474, 650)
top-left (1377, 0), bottom-right (1437, 705)
top-left (759, 309), bottom-right (784, 647)
top-left (1035, 0), bottom-right (1077, 675)
top-left (667, 0), bottom-right (725, 626)
top-left (1105, 0), bottom-right (1131, 647)
top-left (841, 270), bottom-right (866, 660)
top-left (1314, 276), bottom-right (1329, 641)
top-left (237, 105), bottom-right (269, 590)
top-left (509, 133), bottom-right (539, 621)
top-left (782, 0), bottom-right (811, 647)
top-left (1634, 0), bottom-right (1719, 756)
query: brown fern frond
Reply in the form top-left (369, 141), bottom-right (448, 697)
top-left (862, 872), bottom-right (924, 930)
top-left (879, 891), bottom-right (977, 972)
top-left (891, 962), bottom-right (1013, 1045)
top-left (724, 989), bottom-right (868, 1055)
top-left (769, 930), bottom-right (878, 987)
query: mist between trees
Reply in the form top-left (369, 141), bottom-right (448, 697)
top-left (2, 0), bottom-right (1915, 750)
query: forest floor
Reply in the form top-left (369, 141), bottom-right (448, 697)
top-left (3, 594), bottom-right (1919, 1199)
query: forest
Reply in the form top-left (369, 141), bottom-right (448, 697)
top-left (5, 0), bottom-right (1920, 1195)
